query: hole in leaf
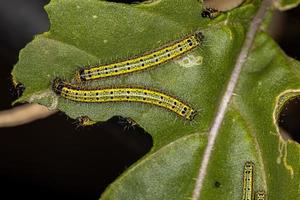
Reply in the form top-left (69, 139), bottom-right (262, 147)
top-left (271, 7), bottom-right (300, 59)
top-left (278, 96), bottom-right (300, 143)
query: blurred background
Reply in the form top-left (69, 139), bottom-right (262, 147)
top-left (0, 0), bottom-right (299, 199)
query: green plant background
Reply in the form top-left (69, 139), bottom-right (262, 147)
top-left (12, 0), bottom-right (300, 199)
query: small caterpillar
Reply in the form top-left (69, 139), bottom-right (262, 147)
top-left (255, 191), bottom-right (266, 200)
top-left (242, 161), bottom-right (254, 200)
top-left (201, 8), bottom-right (220, 19)
top-left (10, 82), bottom-right (25, 98)
top-left (76, 32), bottom-right (204, 81)
top-left (77, 116), bottom-right (97, 126)
top-left (117, 116), bottom-right (138, 130)
top-left (53, 78), bottom-right (197, 120)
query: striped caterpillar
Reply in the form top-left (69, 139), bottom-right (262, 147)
top-left (242, 161), bottom-right (254, 200)
top-left (255, 191), bottom-right (266, 200)
top-left (76, 32), bottom-right (204, 81)
top-left (241, 162), bottom-right (266, 200)
top-left (53, 78), bottom-right (197, 120)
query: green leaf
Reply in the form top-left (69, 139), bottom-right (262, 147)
top-left (12, 0), bottom-right (300, 199)
top-left (274, 0), bottom-right (300, 10)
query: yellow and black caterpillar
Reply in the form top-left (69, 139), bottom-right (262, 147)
top-left (53, 78), bottom-right (197, 120)
top-left (77, 32), bottom-right (204, 81)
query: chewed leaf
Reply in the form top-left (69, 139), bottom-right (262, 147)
top-left (274, 0), bottom-right (300, 10)
top-left (11, 0), bottom-right (300, 199)
top-left (12, 0), bottom-right (252, 134)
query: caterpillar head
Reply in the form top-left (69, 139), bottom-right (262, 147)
top-left (195, 32), bottom-right (205, 43)
top-left (52, 78), bottom-right (65, 95)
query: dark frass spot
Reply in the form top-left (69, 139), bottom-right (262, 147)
top-left (214, 181), bottom-right (221, 188)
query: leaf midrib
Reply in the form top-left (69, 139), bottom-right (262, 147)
top-left (191, 0), bottom-right (274, 199)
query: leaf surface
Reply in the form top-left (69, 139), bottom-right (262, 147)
top-left (12, 0), bottom-right (300, 199)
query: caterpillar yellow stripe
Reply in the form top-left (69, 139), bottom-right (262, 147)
top-left (53, 78), bottom-right (197, 120)
top-left (77, 32), bottom-right (204, 81)
top-left (242, 161), bottom-right (254, 200)
top-left (255, 191), bottom-right (265, 200)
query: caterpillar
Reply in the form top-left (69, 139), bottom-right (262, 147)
top-left (76, 32), bottom-right (204, 81)
top-left (10, 82), bottom-right (25, 98)
top-left (201, 8), bottom-right (220, 19)
top-left (116, 116), bottom-right (138, 130)
top-left (255, 191), bottom-right (266, 200)
top-left (53, 78), bottom-right (197, 120)
top-left (77, 116), bottom-right (97, 126)
top-left (242, 161), bottom-right (254, 200)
